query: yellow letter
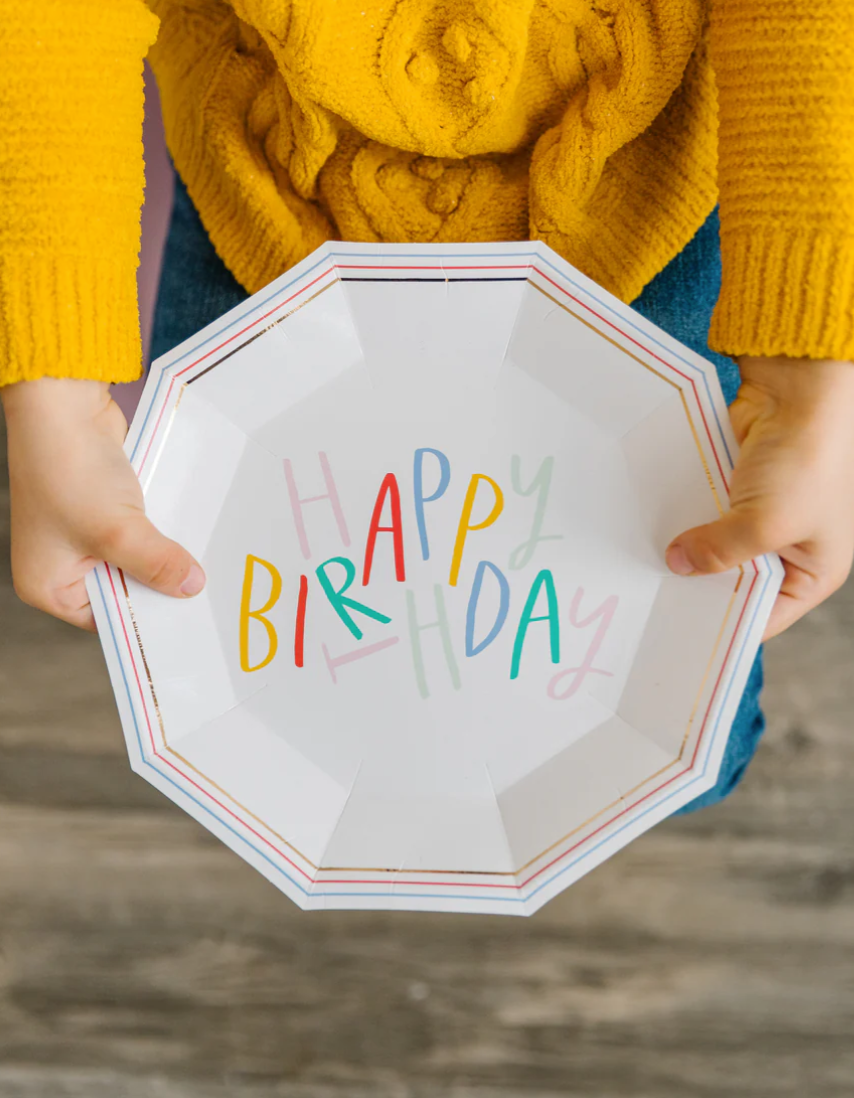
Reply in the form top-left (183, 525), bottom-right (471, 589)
top-left (449, 474), bottom-right (504, 587)
top-left (240, 554), bottom-right (282, 672)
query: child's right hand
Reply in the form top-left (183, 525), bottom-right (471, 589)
top-left (1, 377), bottom-right (206, 633)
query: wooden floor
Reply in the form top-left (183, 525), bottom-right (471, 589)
top-left (1, 408), bottom-right (853, 1098)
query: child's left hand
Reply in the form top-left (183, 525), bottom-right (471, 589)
top-left (665, 355), bottom-right (854, 640)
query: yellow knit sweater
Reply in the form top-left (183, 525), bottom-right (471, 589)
top-left (1, 1), bottom-right (853, 387)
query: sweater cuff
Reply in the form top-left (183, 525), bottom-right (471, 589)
top-left (709, 229), bottom-right (854, 362)
top-left (0, 252), bottom-right (143, 387)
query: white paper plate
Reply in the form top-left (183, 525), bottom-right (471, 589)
top-left (87, 242), bottom-right (783, 916)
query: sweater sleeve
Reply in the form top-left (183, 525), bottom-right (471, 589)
top-left (0, 0), bottom-right (159, 387)
top-left (708, 1), bottom-right (854, 361)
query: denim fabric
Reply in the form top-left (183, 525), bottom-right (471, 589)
top-left (150, 177), bottom-right (248, 362)
top-left (151, 175), bottom-right (765, 813)
top-left (633, 211), bottom-right (765, 813)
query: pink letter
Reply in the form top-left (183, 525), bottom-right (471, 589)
top-left (322, 636), bottom-right (400, 684)
top-left (547, 589), bottom-right (619, 701)
top-left (283, 452), bottom-right (350, 560)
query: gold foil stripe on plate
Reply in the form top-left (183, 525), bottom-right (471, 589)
top-left (138, 385), bottom-right (188, 495)
top-left (186, 279), bottom-right (341, 386)
top-left (527, 279), bottom-right (725, 517)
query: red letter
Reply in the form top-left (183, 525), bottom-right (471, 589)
top-left (362, 473), bottom-right (406, 585)
top-left (294, 574), bottom-right (308, 668)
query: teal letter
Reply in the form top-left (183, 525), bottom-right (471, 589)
top-left (510, 569), bottom-right (560, 680)
top-left (316, 556), bottom-right (391, 640)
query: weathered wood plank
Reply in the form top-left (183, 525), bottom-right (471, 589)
top-left (1, 408), bottom-right (853, 1097)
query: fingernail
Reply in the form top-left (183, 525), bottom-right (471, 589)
top-left (180, 564), bottom-right (206, 597)
top-left (665, 543), bottom-right (695, 576)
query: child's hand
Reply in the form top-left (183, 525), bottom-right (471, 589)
top-left (1, 377), bottom-right (206, 633)
top-left (7, 361), bottom-right (850, 642)
top-left (666, 356), bottom-right (854, 640)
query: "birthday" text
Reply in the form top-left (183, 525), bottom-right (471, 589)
top-left (239, 450), bottom-right (619, 701)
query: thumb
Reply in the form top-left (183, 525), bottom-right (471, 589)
top-left (665, 508), bottom-right (782, 576)
top-left (95, 514), bottom-right (206, 598)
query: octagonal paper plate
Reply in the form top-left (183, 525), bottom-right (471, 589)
top-left (87, 242), bottom-right (783, 916)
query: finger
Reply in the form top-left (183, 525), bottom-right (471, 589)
top-left (761, 555), bottom-right (817, 640)
top-left (12, 572), bottom-right (98, 632)
top-left (762, 551), bottom-right (853, 641)
top-left (93, 514), bottom-right (206, 599)
top-left (56, 601), bottom-right (98, 633)
top-left (665, 508), bottom-right (790, 576)
top-left (55, 577), bottom-right (98, 632)
top-left (762, 589), bottom-right (809, 641)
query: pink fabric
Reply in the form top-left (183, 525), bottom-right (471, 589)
top-left (110, 61), bottom-right (175, 423)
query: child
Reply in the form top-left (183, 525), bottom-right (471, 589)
top-left (1, 1), bottom-right (853, 811)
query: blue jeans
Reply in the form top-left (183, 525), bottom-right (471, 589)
top-left (151, 176), bottom-right (765, 813)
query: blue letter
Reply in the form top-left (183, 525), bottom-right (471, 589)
top-left (466, 560), bottom-right (510, 656)
top-left (413, 447), bottom-right (451, 561)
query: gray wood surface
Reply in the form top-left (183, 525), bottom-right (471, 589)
top-left (1, 408), bottom-right (852, 1097)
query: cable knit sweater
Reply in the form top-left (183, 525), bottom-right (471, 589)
top-left (0, 1), bottom-right (853, 386)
